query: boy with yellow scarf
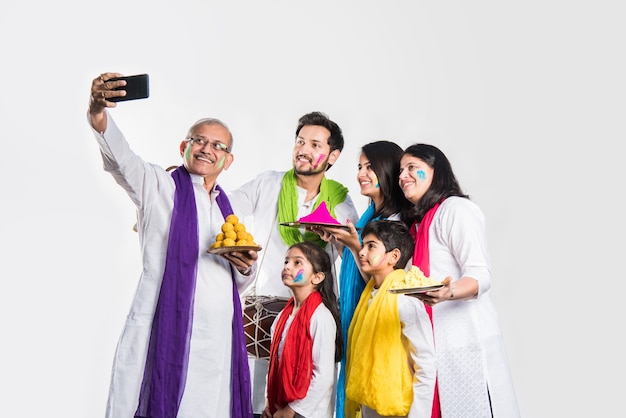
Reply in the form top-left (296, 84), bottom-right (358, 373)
top-left (345, 220), bottom-right (436, 418)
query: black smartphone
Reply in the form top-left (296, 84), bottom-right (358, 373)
top-left (108, 74), bottom-right (150, 102)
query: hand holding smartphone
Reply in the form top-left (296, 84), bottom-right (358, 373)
top-left (108, 74), bottom-right (149, 102)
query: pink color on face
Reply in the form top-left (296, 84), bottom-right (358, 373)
top-left (314, 154), bottom-right (326, 169)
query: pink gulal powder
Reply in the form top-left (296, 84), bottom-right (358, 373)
top-left (297, 201), bottom-right (341, 224)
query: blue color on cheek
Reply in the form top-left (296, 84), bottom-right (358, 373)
top-left (416, 169), bottom-right (426, 181)
top-left (294, 269), bottom-right (304, 283)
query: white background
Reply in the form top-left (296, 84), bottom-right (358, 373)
top-left (1, 1), bottom-right (624, 417)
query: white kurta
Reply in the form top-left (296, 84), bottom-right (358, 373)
top-left (228, 170), bottom-right (359, 413)
top-left (91, 113), bottom-right (254, 418)
top-left (271, 305), bottom-right (338, 418)
top-left (358, 289), bottom-right (437, 418)
top-left (425, 197), bottom-right (520, 417)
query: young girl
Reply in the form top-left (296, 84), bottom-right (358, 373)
top-left (263, 242), bottom-right (342, 418)
top-left (345, 220), bottom-right (436, 418)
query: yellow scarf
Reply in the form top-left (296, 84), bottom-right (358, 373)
top-left (345, 269), bottom-right (413, 417)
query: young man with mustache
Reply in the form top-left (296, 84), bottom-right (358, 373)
top-left (228, 111), bottom-right (359, 417)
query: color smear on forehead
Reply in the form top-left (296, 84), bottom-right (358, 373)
top-left (314, 154), bottom-right (326, 169)
top-left (416, 169), bottom-right (427, 181)
top-left (294, 269), bottom-right (305, 283)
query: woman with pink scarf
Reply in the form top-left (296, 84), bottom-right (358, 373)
top-left (399, 143), bottom-right (520, 418)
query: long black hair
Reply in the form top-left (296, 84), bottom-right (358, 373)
top-left (361, 140), bottom-right (411, 219)
top-left (289, 241), bottom-right (343, 362)
top-left (400, 143), bottom-right (469, 225)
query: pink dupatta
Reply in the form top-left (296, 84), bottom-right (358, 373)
top-left (410, 201), bottom-right (443, 418)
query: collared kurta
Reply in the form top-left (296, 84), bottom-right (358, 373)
top-left (91, 113), bottom-right (254, 418)
top-left (425, 197), bottom-right (520, 417)
top-left (228, 170), bottom-right (359, 413)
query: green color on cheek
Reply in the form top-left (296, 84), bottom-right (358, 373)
top-left (217, 156), bottom-right (226, 169)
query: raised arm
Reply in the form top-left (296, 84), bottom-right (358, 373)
top-left (88, 72), bottom-right (125, 133)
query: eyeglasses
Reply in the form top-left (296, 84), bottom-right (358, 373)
top-left (186, 137), bottom-right (230, 153)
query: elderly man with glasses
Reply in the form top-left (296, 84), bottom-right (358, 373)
top-left (87, 72), bottom-right (257, 418)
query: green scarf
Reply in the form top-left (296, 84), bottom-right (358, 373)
top-left (278, 169), bottom-right (348, 248)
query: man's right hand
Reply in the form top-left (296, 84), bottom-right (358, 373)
top-left (88, 72), bottom-right (124, 133)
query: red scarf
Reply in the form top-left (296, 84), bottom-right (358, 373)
top-left (410, 201), bottom-right (443, 418)
top-left (266, 291), bottom-right (323, 414)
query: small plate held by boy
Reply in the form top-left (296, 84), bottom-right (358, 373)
top-left (388, 284), bottom-right (444, 294)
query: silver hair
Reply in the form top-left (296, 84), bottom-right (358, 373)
top-left (186, 118), bottom-right (234, 152)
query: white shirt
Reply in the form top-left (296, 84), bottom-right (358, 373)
top-left (229, 170), bottom-right (359, 298)
top-left (91, 112), bottom-right (254, 418)
top-left (426, 197), bottom-right (520, 417)
top-left (271, 304), bottom-right (338, 418)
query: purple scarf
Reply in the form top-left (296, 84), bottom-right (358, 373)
top-left (135, 166), bottom-right (252, 418)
